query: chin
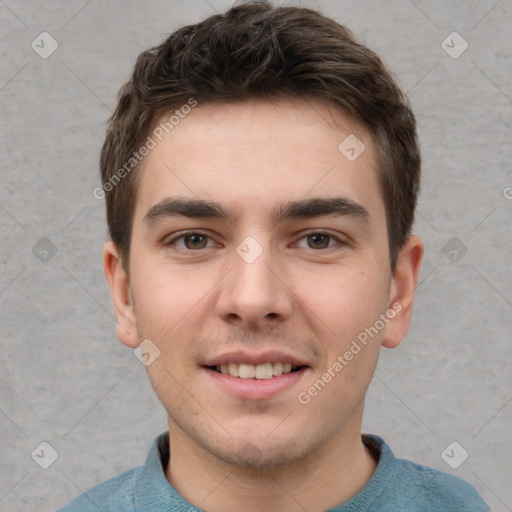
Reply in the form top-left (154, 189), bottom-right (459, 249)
top-left (210, 438), bottom-right (311, 471)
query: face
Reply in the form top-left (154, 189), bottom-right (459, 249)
top-left (105, 97), bottom-right (422, 470)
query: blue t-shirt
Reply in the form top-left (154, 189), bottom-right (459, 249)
top-left (57, 432), bottom-right (489, 511)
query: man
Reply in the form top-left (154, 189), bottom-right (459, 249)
top-left (59, 2), bottom-right (489, 510)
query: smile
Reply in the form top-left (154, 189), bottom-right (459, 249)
top-left (211, 362), bottom-right (305, 380)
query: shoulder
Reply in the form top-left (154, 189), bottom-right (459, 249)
top-left (56, 431), bottom-right (184, 512)
top-left (360, 436), bottom-right (489, 511)
top-left (56, 465), bottom-right (142, 512)
top-left (392, 454), bottom-right (489, 510)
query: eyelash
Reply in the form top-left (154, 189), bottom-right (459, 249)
top-left (163, 230), bottom-right (346, 251)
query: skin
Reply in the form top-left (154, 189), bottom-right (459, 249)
top-left (104, 97), bottom-right (423, 512)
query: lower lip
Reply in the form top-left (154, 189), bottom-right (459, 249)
top-left (203, 367), bottom-right (309, 400)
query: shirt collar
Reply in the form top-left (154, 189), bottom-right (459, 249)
top-left (134, 431), bottom-right (203, 511)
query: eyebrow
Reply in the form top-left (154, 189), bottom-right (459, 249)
top-left (143, 196), bottom-right (370, 226)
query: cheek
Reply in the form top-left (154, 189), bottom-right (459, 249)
top-left (292, 265), bottom-right (389, 339)
top-left (130, 260), bottom-right (208, 341)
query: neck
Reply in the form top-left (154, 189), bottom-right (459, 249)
top-left (165, 416), bottom-right (378, 512)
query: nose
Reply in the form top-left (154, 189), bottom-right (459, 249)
top-left (215, 237), bottom-right (293, 330)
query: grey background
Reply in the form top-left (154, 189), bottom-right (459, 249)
top-left (1, 0), bottom-right (511, 511)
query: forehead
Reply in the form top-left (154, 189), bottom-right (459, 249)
top-left (133, 97), bottom-right (385, 228)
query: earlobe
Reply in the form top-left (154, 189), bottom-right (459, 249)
top-left (103, 241), bottom-right (140, 348)
top-left (381, 235), bottom-right (424, 349)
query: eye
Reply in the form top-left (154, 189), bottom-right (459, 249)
top-left (164, 232), bottom-right (216, 250)
top-left (294, 231), bottom-right (344, 250)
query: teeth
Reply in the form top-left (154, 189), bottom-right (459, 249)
top-left (255, 362), bottom-right (273, 380)
top-left (273, 362), bottom-right (283, 376)
top-left (228, 362), bottom-right (239, 377)
top-left (239, 364), bottom-right (255, 379)
top-left (215, 362), bottom-right (300, 379)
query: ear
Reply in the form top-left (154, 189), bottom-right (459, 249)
top-left (103, 241), bottom-right (139, 348)
top-left (381, 235), bottom-right (424, 349)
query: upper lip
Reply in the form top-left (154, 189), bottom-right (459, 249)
top-left (202, 350), bottom-right (311, 367)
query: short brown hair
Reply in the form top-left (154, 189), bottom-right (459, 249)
top-left (99, 1), bottom-right (420, 271)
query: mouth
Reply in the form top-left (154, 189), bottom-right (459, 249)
top-left (201, 351), bottom-right (312, 399)
top-left (205, 362), bottom-right (307, 380)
